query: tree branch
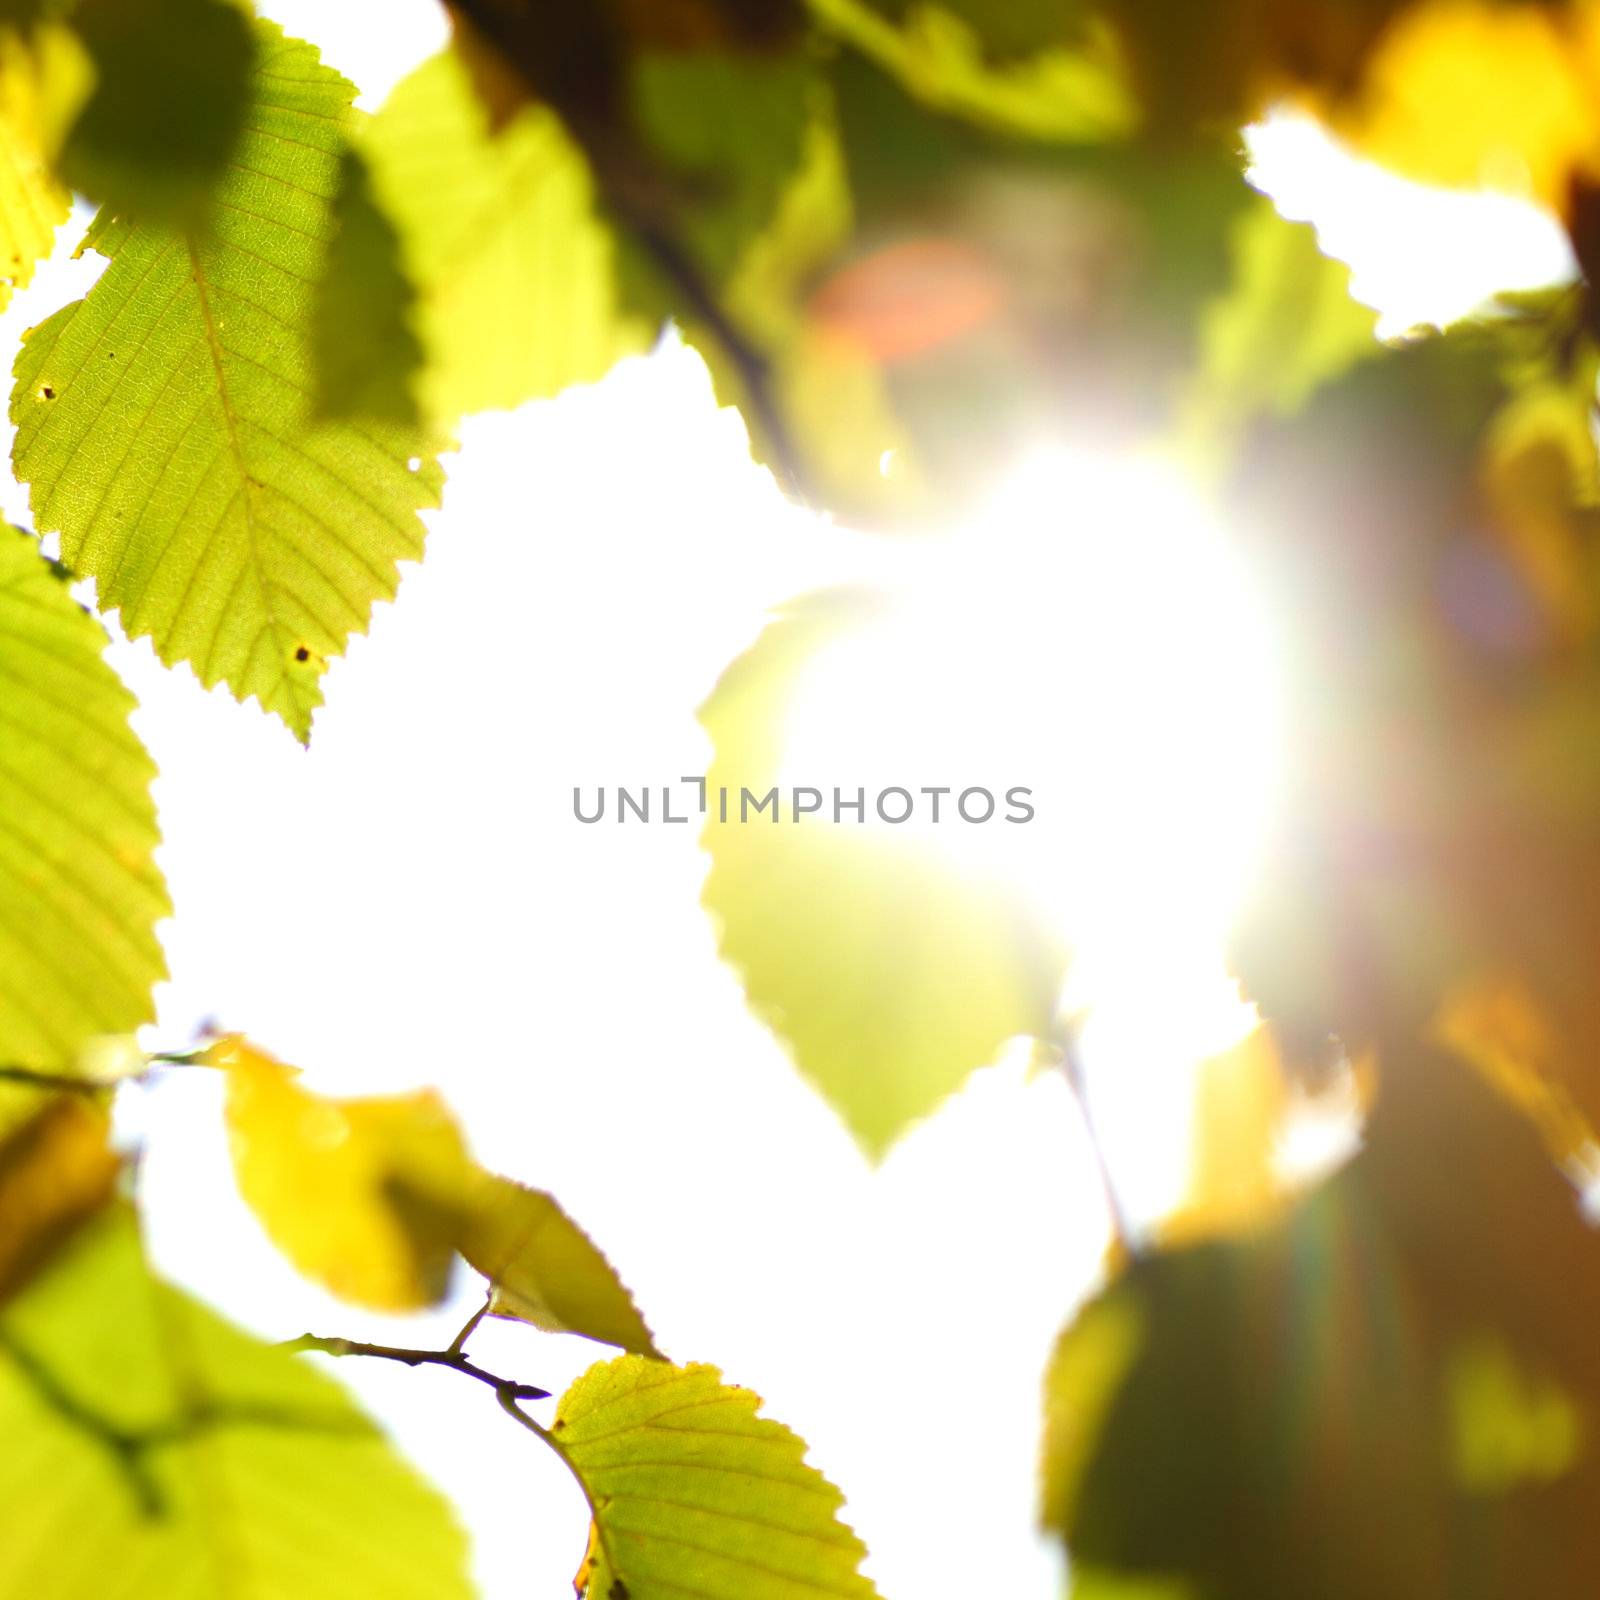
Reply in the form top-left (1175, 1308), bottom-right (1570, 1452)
top-left (283, 1334), bottom-right (550, 1401)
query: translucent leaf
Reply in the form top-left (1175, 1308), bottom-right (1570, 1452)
top-left (11, 23), bottom-right (447, 741)
top-left (212, 1035), bottom-right (470, 1313)
top-left (0, 1206), bottom-right (473, 1599)
top-left (354, 48), bottom-right (649, 424)
top-left (310, 150), bottom-right (421, 426)
top-left (555, 1355), bottom-right (879, 1600)
top-left (59, 0), bottom-right (255, 225)
top-left (628, 50), bottom-right (813, 287)
top-left (1043, 1050), bottom-right (1600, 1597)
top-left (0, 527), bottom-right (168, 1067)
top-left (809, 0), bottom-right (1136, 141)
top-left (1329, 1), bottom-right (1600, 212)
top-left (0, 32), bottom-right (69, 312)
top-left (460, 1174), bottom-right (660, 1357)
top-left (212, 1036), bottom-right (658, 1349)
top-left (1178, 198), bottom-right (1379, 465)
top-left (699, 591), bottom-right (1065, 1156)
top-left (1158, 1027), bottom-right (1292, 1248)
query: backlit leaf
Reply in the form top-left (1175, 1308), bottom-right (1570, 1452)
top-left (460, 1174), bottom-right (660, 1357)
top-left (355, 48), bottom-right (649, 425)
top-left (699, 590), bottom-right (1065, 1156)
top-left (555, 1355), bottom-right (879, 1600)
top-left (1179, 197), bottom-right (1379, 465)
top-left (212, 1035), bottom-right (469, 1313)
top-left (809, 0), bottom-right (1136, 142)
top-left (0, 31), bottom-right (69, 312)
top-left (309, 150), bottom-right (421, 426)
top-left (1043, 1047), bottom-right (1600, 1597)
top-left (0, 1206), bottom-right (474, 1599)
top-left (59, 0), bottom-right (255, 225)
top-left (213, 1036), bottom-right (658, 1349)
top-left (0, 1093), bottom-right (115, 1305)
top-left (11, 23), bottom-right (447, 740)
top-left (0, 527), bottom-right (168, 1067)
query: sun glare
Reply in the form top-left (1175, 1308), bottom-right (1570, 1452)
top-left (778, 446), bottom-right (1281, 1159)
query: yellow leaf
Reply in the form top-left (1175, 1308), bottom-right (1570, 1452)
top-left (210, 1037), bottom-right (660, 1349)
top-left (1330, 1), bottom-right (1600, 209)
top-left (459, 1174), bottom-right (660, 1357)
top-left (210, 1035), bottom-right (470, 1312)
top-left (1430, 976), bottom-right (1599, 1170)
top-left (0, 1094), bottom-right (117, 1306)
top-left (1160, 1027), bottom-right (1291, 1247)
top-left (0, 28), bottom-right (74, 313)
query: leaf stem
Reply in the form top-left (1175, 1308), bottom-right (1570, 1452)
top-left (446, 1294), bottom-right (492, 1357)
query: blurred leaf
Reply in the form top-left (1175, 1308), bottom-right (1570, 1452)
top-left (356, 48), bottom-right (649, 425)
top-left (1098, 0), bottom-right (1406, 136)
top-left (857, 0), bottom-right (1096, 61)
top-left (0, 30), bottom-right (69, 310)
top-left (555, 1354), bottom-right (879, 1600)
top-left (1179, 197), bottom-right (1379, 465)
top-left (11, 23), bottom-right (447, 741)
top-left (1225, 314), bottom-right (1600, 1133)
top-left (0, 1094), bottom-right (115, 1306)
top-left (809, 0), bottom-right (1136, 141)
top-left (213, 1036), bottom-right (659, 1351)
top-left (1329, 0), bottom-right (1600, 212)
top-left (699, 591), bottom-right (1065, 1156)
top-left (460, 1174), bottom-right (660, 1357)
top-left (1044, 1044), bottom-right (1600, 1597)
top-left (310, 150), bottom-right (421, 427)
top-left (212, 1035), bottom-right (470, 1313)
top-left (59, 0), bottom-right (255, 225)
top-left (0, 527), bottom-right (168, 1068)
top-left (1160, 1027), bottom-right (1293, 1247)
top-left (0, 1206), bottom-right (474, 1598)
top-left (627, 49), bottom-right (813, 286)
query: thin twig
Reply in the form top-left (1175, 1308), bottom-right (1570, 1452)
top-left (283, 1334), bottom-right (549, 1400)
top-left (1058, 1034), bottom-right (1136, 1256)
top-left (496, 1390), bottom-right (616, 1577)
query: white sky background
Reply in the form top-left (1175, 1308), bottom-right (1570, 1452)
top-left (0, 5), bottom-right (1582, 1598)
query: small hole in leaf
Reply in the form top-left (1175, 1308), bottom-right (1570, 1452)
top-left (406, 456), bottom-right (421, 471)
top-left (38, 385), bottom-right (54, 400)
top-left (294, 646), bottom-right (311, 663)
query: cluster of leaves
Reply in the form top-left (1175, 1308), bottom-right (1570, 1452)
top-left (9, 0), bottom-right (1600, 1596)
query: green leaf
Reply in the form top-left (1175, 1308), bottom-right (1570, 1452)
top-left (555, 1355), bottom-right (879, 1600)
top-left (699, 590), bottom-right (1065, 1156)
top-left (627, 51), bottom-right (813, 288)
top-left (808, 0), bottom-right (1136, 141)
top-left (355, 48), bottom-right (649, 424)
top-left (0, 1205), bottom-right (474, 1599)
top-left (59, 0), bottom-right (255, 226)
top-left (1178, 197), bottom-right (1380, 465)
top-left (11, 23), bottom-right (447, 740)
top-left (460, 1174), bottom-right (661, 1358)
top-left (0, 527), bottom-right (168, 1066)
top-left (310, 150), bottom-right (421, 426)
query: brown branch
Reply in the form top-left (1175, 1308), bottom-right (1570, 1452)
top-left (283, 1334), bottom-right (550, 1401)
